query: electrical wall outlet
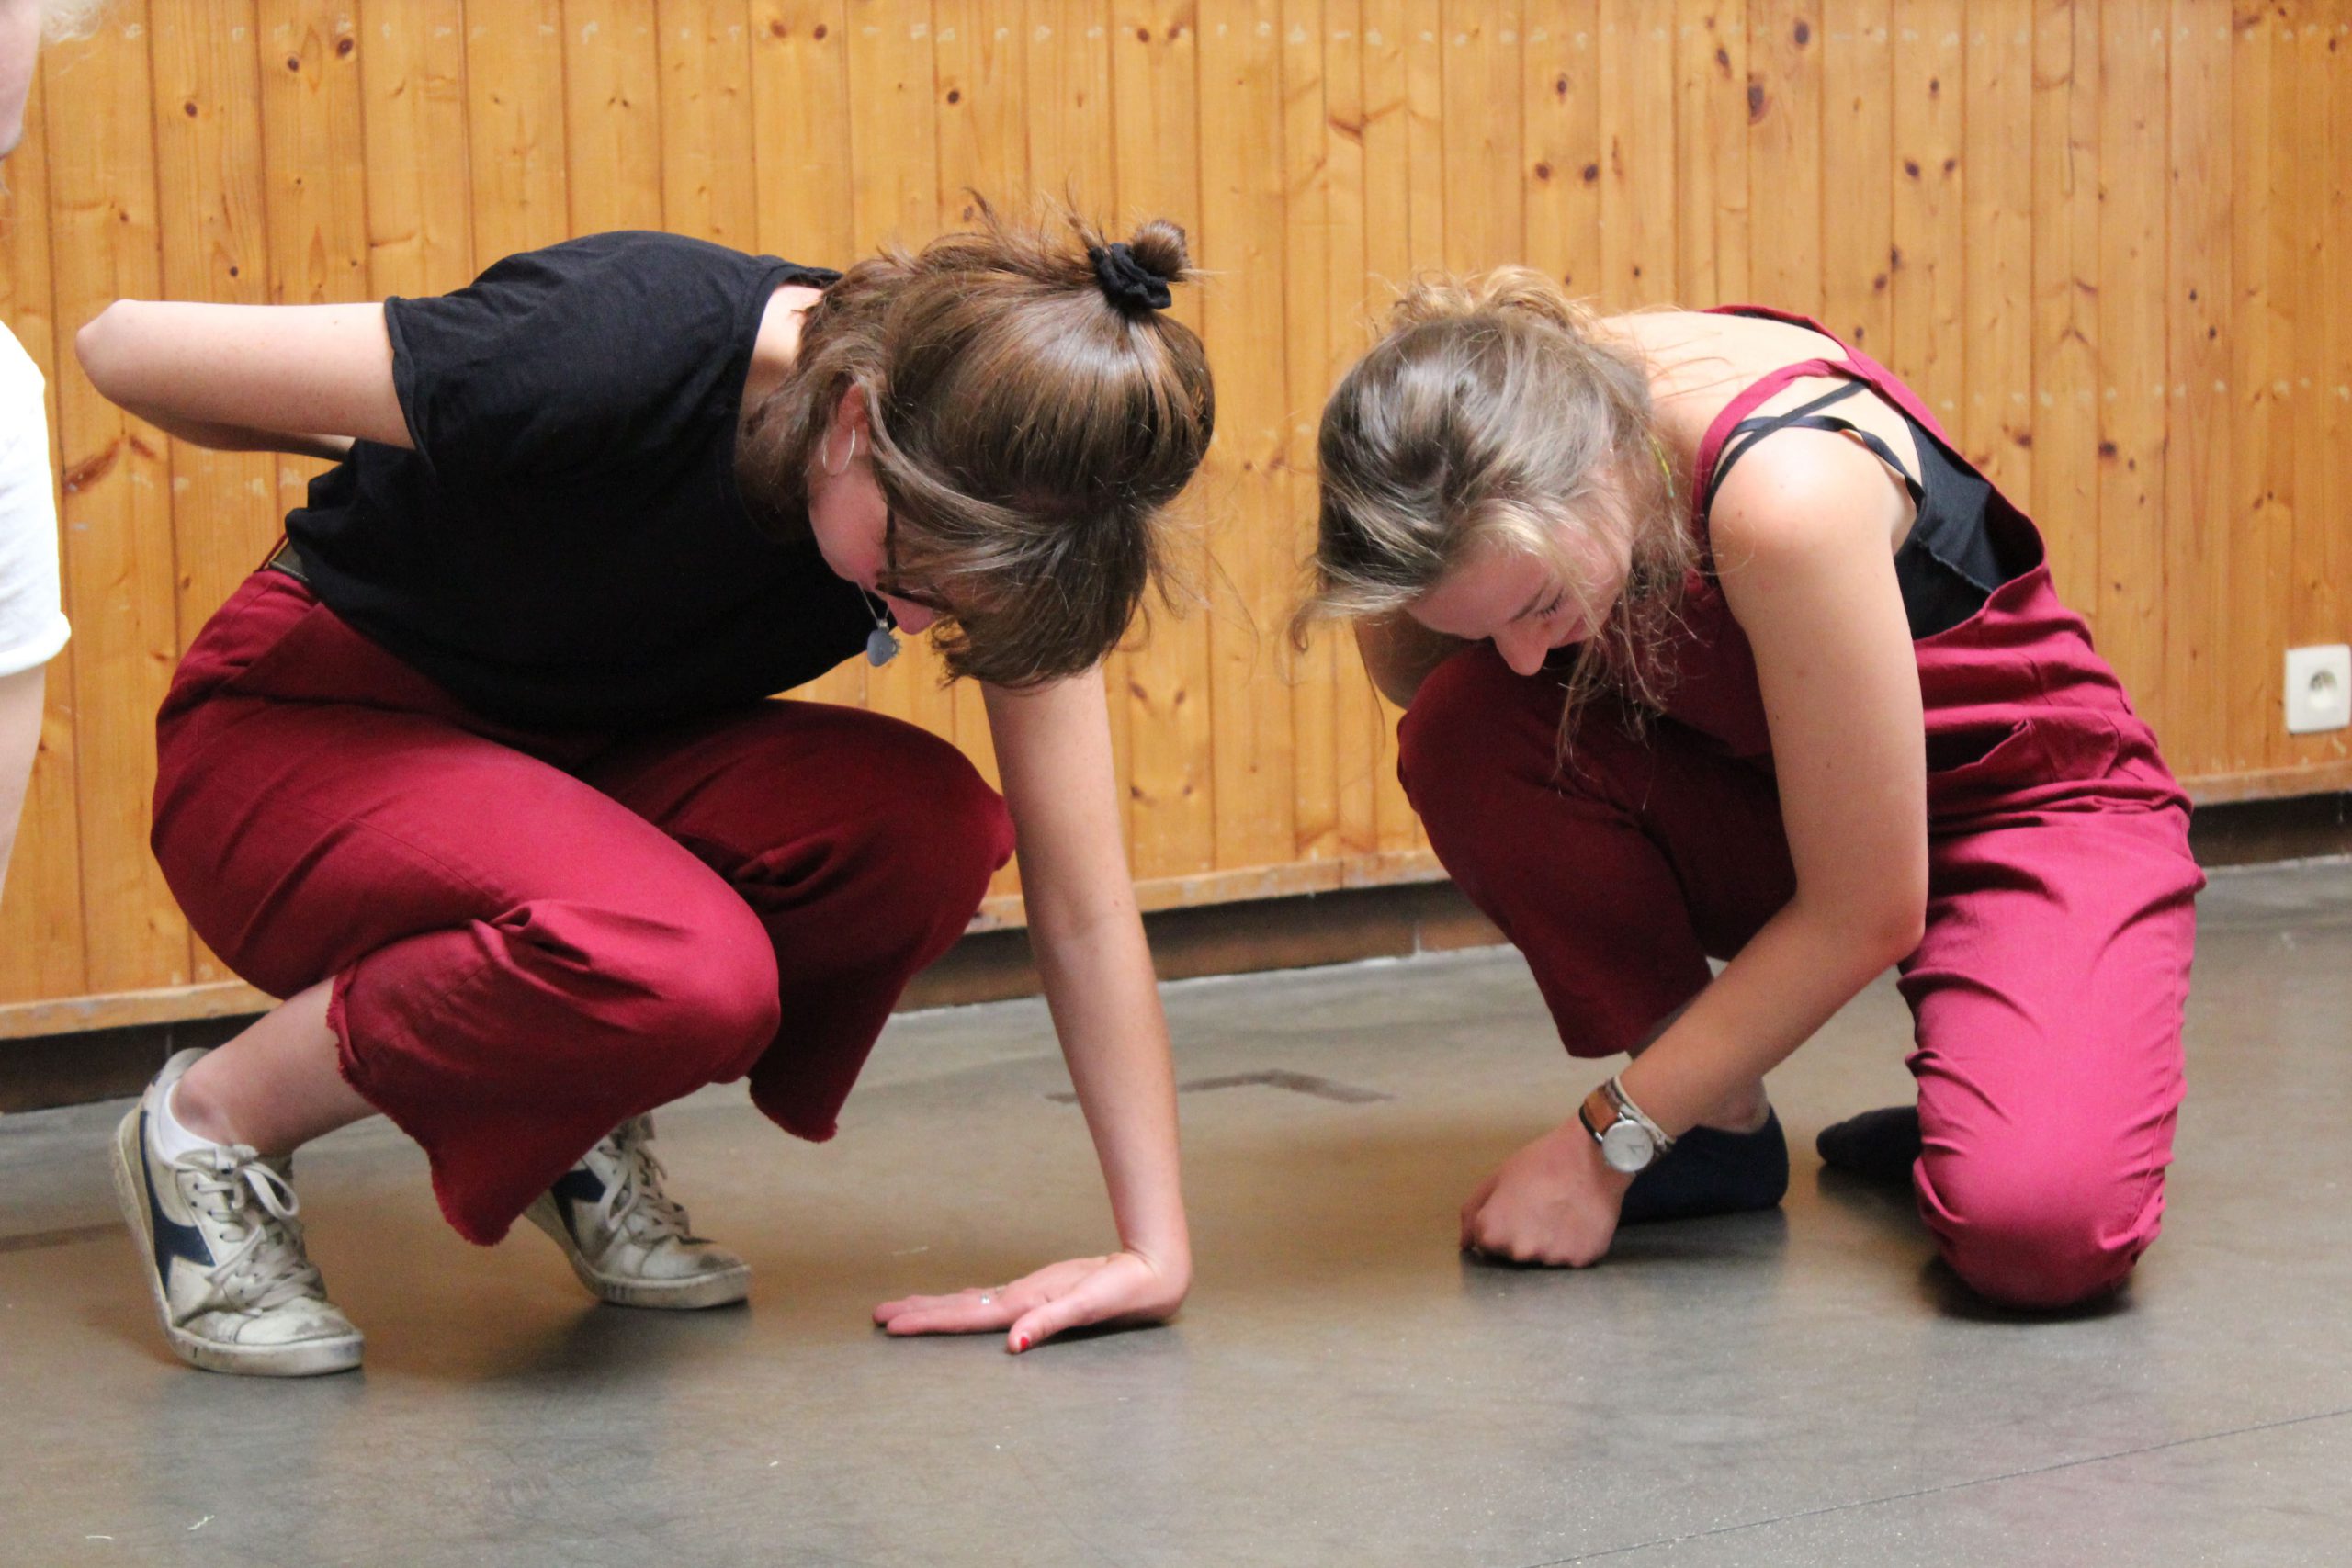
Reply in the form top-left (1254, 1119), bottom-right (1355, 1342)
top-left (2286, 644), bottom-right (2352, 735)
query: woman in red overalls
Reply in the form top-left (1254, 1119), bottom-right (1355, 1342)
top-left (1302, 272), bottom-right (2201, 1308)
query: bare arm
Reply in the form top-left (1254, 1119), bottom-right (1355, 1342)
top-left (1611, 432), bottom-right (1929, 1133)
top-left (74, 300), bottom-right (410, 457)
top-left (1354, 609), bottom-right (1468, 710)
top-left (874, 665), bottom-right (1190, 1350)
top-left (1460, 427), bottom-right (1931, 1266)
top-left (0, 666), bottom-right (41, 899)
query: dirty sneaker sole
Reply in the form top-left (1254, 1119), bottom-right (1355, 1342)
top-left (111, 1108), bottom-right (363, 1378)
top-left (522, 1194), bottom-right (751, 1311)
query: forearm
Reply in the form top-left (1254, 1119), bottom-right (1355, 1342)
top-left (74, 299), bottom-right (408, 451)
top-left (1612, 897), bottom-right (1917, 1136)
top-left (120, 405), bottom-right (352, 461)
top-left (0, 667), bottom-right (41, 895)
top-left (1028, 904), bottom-right (1191, 1269)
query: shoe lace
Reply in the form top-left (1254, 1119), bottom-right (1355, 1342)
top-left (178, 1148), bottom-right (327, 1314)
top-left (594, 1117), bottom-right (698, 1247)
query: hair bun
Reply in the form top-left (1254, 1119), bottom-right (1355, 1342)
top-left (1123, 220), bottom-right (1191, 283)
top-left (1091, 242), bottom-right (1173, 313)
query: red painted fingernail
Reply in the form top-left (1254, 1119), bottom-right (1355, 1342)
top-left (1013, 1335), bottom-right (1030, 1353)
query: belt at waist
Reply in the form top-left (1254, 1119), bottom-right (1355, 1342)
top-left (264, 536), bottom-right (310, 585)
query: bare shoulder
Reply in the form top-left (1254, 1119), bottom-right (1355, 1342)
top-left (1706, 419), bottom-right (1912, 572)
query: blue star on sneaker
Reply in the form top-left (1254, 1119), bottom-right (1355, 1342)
top-left (140, 1108), bottom-right (217, 1282)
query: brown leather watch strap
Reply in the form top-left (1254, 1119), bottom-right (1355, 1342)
top-left (1578, 1085), bottom-right (1618, 1145)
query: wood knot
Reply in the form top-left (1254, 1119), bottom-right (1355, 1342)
top-left (62, 441), bottom-right (120, 493)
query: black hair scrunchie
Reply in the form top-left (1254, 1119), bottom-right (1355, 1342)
top-left (1090, 243), bottom-right (1173, 313)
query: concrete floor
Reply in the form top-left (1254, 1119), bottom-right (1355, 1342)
top-left (3, 859), bottom-right (2348, 1567)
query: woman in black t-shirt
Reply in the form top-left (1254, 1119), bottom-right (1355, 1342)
top-left (77, 209), bottom-right (1214, 1378)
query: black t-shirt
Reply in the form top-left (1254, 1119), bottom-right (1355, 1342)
top-left (285, 231), bottom-right (872, 730)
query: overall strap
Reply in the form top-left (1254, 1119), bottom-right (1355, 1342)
top-left (1689, 304), bottom-right (1956, 527)
top-left (1703, 381), bottom-right (1927, 515)
top-left (1688, 356), bottom-right (1860, 524)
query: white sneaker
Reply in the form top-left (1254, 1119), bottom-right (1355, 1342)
top-left (110, 1050), bottom-right (364, 1377)
top-left (524, 1116), bottom-right (749, 1310)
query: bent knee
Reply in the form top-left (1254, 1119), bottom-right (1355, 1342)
top-left (499, 895), bottom-right (781, 1080)
top-left (831, 716), bottom-right (1012, 908)
top-left (1921, 1145), bottom-right (2160, 1309)
top-left (888, 730), bottom-right (1012, 897)
top-left (1398, 649), bottom-right (1506, 788)
top-left (1396, 647), bottom-right (1559, 831)
top-left (655, 931), bottom-right (784, 1077)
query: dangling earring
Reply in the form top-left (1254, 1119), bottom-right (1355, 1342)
top-left (859, 585), bottom-right (899, 667)
top-left (823, 425), bottom-right (860, 479)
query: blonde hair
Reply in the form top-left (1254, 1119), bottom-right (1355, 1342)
top-left (740, 198), bottom-right (1215, 689)
top-left (1299, 267), bottom-right (1695, 740)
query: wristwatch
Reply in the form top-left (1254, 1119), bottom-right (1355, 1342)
top-left (1577, 1076), bottom-right (1676, 1174)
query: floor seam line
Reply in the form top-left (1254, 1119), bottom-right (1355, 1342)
top-left (1519, 1402), bottom-right (2352, 1566)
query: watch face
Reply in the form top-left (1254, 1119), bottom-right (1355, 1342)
top-left (1600, 1121), bottom-right (1656, 1173)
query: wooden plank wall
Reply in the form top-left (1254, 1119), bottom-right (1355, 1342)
top-left (2, 0), bottom-right (2348, 1021)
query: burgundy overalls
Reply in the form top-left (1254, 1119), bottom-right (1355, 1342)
top-left (1398, 308), bottom-right (2203, 1308)
top-left (152, 563), bottom-right (1013, 1246)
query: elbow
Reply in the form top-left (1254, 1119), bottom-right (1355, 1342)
top-left (1882, 900), bottom-right (1927, 965)
top-left (1860, 893), bottom-right (1927, 969)
top-left (1023, 891), bottom-right (1137, 952)
top-left (1802, 888), bottom-right (1925, 973)
top-left (75, 300), bottom-right (156, 408)
top-left (74, 303), bottom-right (131, 401)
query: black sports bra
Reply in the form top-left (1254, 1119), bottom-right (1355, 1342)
top-left (1699, 379), bottom-right (2024, 639)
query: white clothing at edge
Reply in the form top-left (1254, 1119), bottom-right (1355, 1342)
top-left (0, 321), bottom-right (68, 678)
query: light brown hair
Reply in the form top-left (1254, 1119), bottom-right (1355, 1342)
top-left (741, 199), bottom-right (1215, 689)
top-left (1298, 268), bottom-right (1695, 739)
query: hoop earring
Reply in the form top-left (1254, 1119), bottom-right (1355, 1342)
top-left (823, 426), bottom-right (860, 479)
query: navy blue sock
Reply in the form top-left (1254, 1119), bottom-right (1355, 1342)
top-left (1619, 1108), bottom-right (1789, 1225)
top-left (1815, 1104), bottom-right (1921, 1186)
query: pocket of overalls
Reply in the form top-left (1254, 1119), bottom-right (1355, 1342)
top-left (1926, 710), bottom-right (2122, 816)
top-left (210, 591), bottom-right (344, 704)
top-left (158, 574), bottom-right (323, 753)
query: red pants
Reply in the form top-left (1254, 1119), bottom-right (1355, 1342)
top-left (153, 570), bottom-right (1012, 1244)
top-left (1399, 313), bottom-right (2203, 1310)
top-left (1401, 653), bottom-right (2199, 1307)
